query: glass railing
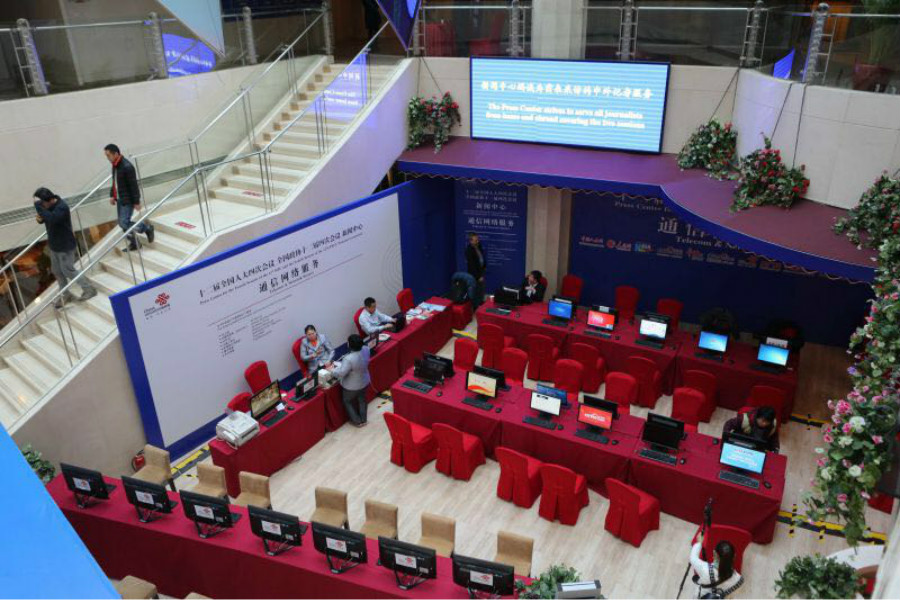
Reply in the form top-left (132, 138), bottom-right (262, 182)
top-left (418, 2), bottom-right (531, 58)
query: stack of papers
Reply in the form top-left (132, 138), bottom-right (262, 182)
top-left (418, 302), bottom-right (447, 313)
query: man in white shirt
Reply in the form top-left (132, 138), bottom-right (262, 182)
top-left (358, 297), bottom-right (395, 335)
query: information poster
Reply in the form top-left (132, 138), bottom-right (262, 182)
top-left (454, 180), bottom-right (527, 293)
top-left (323, 53), bottom-right (368, 121)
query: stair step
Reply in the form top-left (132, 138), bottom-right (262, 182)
top-left (65, 304), bottom-right (114, 340)
top-left (149, 229), bottom-right (197, 259)
top-left (88, 270), bottom-right (133, 296)
top-left (82, 293), bottom-right (114, 320)
top-left (263, 129), bottom-right (341, 146)
top-left (152, 220), bottom-right (206, 245)
top-left (0, 384), bottom-right (23, 428)
top-left (259, 139), bottom-right (321, 159)
top-left (0, 368), bottom-right (37, 410)
top-left (100, 255), bottom-right (166, 285)
top-left (208, 186), bottom-right (269, 207)
top-left (233, 163), bottom-right (304, 183)
top-left (264, 152), bottom-right (318, 171)
top-left (115, 246), bottom-right (182, 273)
top-left (220, 174), bottom-right (294, 196)
top-left (4, 351), bottom-right (58, 394)
top-left (37, 318), bottom-right (97, 359)
top-left (273, 118), bottom-right (348, 133)
top-left (21, 334), bottom-right (69, 376)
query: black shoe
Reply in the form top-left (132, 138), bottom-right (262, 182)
top-left (145, 224), bottom-right (155, 244)
top-left (124, 240), bottom-right (139, 252)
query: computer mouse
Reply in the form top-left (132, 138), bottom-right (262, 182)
top-left (495, 407), bottom-right (502, 413)
top-left (713, 439), bottom-right (720, 445)
top-left (611, 439), bottom-right (619, 445)
top-left (436, 391), bottom-right (442, 397)
top-left (679, 458), bottom-right (686, 465)
top-left (515, 313), bottom-right (521, 318)
top-left (764, 481), bottom-right (772, 489)
top-left (286, 405), bottom-right (294, 411)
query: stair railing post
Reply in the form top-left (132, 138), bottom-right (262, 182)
top-left (242, 6), bottom-right (258, 65)
top-left (617, 0), bottom-right (636, 61)
top-left (322, 0), bottom-right (334, 56)
top-left (16, 19), bottom-right (48, 96)
top-left (52, 308), bottom-right (74, 367)
top-left (146, 12), bottom-right (169, 80)
top-left (802, 3), bottom-right (829, 85)
top-left (741, 0), bottom-right (765, 68)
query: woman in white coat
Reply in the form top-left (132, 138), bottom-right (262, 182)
top-left (690, 540), bottom-right (744, 598)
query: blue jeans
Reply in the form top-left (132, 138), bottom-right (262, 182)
top-left (452, 271), bottom-right (483, 308)
top-left (117, 203), bottom-right (150, 242)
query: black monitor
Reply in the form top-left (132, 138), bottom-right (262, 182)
top-left (378, 536), bottom-right (438, 590)
top-left (311, 521), bottom-right (368, 574)
top-left (587, 305), bottom-right (617, 331)
top-left (61, 463), bottom-right (116, 508)
top-left (583, 395), bottom-right (619, 419)
top-left (642, 413), bottom-right (684, 453)
top-left (122, 475), bottom-right (177, 523)
top-left (467, 370), bottom-right (499, 400)
top-left (414, 359), bottom-right (444, 386)
top-left (548, 297), bottom-right (574, 321)
top-left (639, 316), bottom-right (669, 341)
top-left (248, 505), bottom-right (308, 556)
top-left (720, 441), bottom-right (767, 476)
top-left (250, 380), bottom-right (282, 420)
top-left (295, 372), bottom-right (318, 401)
top-left (452, 554), bottom-right (515, 597)
top-left (723, 431), bottom-right (770, 453)
top-left (473, 364), bottom-right (507, 390)
top-left (364, 333), bottom-right (380, 353)
top-left (494, 286), bottom-right (522, 308)
top-left (424, 352), bottom-right (455, 378)
top-left (536, 383), bottom-right (569, 407)
top-left (180, 490), bottom-right (242, 538)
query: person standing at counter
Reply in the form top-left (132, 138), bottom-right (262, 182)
top-left (300, 324), bottom-right (334, 373)
top-left (328, 334), bottom-right (371, 427)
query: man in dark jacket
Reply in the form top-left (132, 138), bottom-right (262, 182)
top-left (105, 143), bottom-right (154, 251)
top-left (34, 188), bottom-right (97, 307)
top-left (519, 270), bottom-right (547, 304)
top-left (722, 406), bottom-right (780, 453)
top-left (464, 232), bottom-right (486, 308)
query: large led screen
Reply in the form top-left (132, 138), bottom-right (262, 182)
top-left (470, 57), bottom-right (670, 153)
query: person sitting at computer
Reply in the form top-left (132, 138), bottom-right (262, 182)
top-left (327, 334), bottom-right (371, 427)
top-left (359, 297), bottom-right (395, 335)
top-left (519, 270), bottom-right (546, 304)
top-left (722, 406), bottom-right (780, 453)
top-left (300, 324), bottom-right (334, 373)
top-left (690, 540), bottom-right (743, 598)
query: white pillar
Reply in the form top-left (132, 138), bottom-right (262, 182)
top-left (526, 186), bottom-right (572, 295)
top-left (530, 0), bottom-right (586, 59)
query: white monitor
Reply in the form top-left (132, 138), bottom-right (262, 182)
top-left (639, 318), bottom-right (668, 340)
top-left (530, 391), bottom-right (561, 417)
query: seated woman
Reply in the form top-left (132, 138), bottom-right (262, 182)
top-left (519, 270), bottom-right (547, 304)
top-left (300, 324), bottom-right (334, 374)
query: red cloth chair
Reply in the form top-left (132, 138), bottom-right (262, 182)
top-left (744, 384), bottom-right (788, 420)
top-left (671, 387), bottom-right (707, 427)
top-left (538, 463), bottom-right (589, 525)
top-left (569, 342), bottom-right (607, 393)
top-left (683, 369), bottom-right (717, 422)
top-left (656, 298), bottom-right (684, 331)
top-left (227, 392), bottom-right (251, 413)
top-left (604, 478), bottom-right (660, 547)
top-left (396, 288), bottom-right (414, 313)
top-left (383, 412), bottom-right (437, 473)
top-left (694, 524), bottom-right (752, 573)
top-left (495, 447), bottom-right (543, 508)
top-left (244, 361), bottom-right (272, 394)
top-left (478, 323), bottom-right (515, 369)
top-left (683, 423), bottom-right (698, 434)
top-left (552, 359), bottom-right (583, 404)
top-left (500, 348), bottom-right (529, 387)
top-left (451, 301), bottom-right (473, 330)
top-left (291, 339), bottom-right (310, 378)
top-left (615, 285), bottom-right (640, 322)
top-left (868, 492), bottom-right (895, 514)
top-left (604, 372), bottom-right (637, 413)
top-left (453, 337), bottom-right (479, 372)
top-left (433, 423), bottom-right (486, 481)
top-left (560, 274), bottom-right (584, 304)
top-left (625, 355), bottom-right (663, 409)
top-left (353, 307), bottom-right (366, 337)
top-left (526, 334), bottom-right (559, 381)
top-left (539, 276), bottom-right (549, 289)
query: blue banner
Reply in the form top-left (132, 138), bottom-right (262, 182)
top-left (569, 192), bottom-right (871, 345)
top-left (162, 34), bottom-right (215, 77)
top-left (375, 0), bottom-right (422, 49)
top-left (455, 181), bottom-right (527, 294)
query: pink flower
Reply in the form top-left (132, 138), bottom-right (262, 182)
top-left (837, 493), bottom-right (848, 503)
top-left (836, 400), bottom-right (852, 415)
top-left (861, 491), bottom-right (871, 500)
top-left (823, 432), bottom-right (833, 444)
top-left (872, 435), bottom-right (884, 444)
top-left (842, 423), bottom-right (853, 434)
top-left (816, 457), bottom-right (827, 467)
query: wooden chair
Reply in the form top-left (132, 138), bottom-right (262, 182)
top-left (234, 472), bottom-right (271, 509)
top-left (192, 463), bottom-right (227, 499)
top-left (418, 512), bottom-right (456, 556)
top-left (133, 444), bottom-right (175, 492)
top-left (495, 530), bottom-right (534, 577)
top-left (359, 499), bottom-right (399, 539)
top-left (113, 576), bottom-right (158, 599)
top-left (311, 487), bottom-right (349, 528)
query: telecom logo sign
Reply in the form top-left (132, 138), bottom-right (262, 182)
top-left (142, 291), bottom-right (173, 321)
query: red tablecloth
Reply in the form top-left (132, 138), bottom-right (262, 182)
top-left (674, 336), bottom-right (800, 414)
top-left (210, 391), bottom-right (326, 497)
top-left (476, 301), bottom-right (570, 348)
top-left (48, 476), bottom-right (522, 599)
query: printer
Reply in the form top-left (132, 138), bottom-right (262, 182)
top-left (216, 411), bottom-right (259, 448)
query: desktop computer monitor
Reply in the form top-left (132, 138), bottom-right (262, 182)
top-left (494, 286), bottom-right (522, 307)
top-left (250, 380), bottom-right (282, 420)
top-left (587, 309), bottom-right (616, 331)
top-left (642, 413), bottom-right (684, 452)
top-left (122, 475), bottom-right (176, 522)
top-left (536, 383), bottom-right (569, 407)
top-left (758, 343), bottom-right (789, 367)
top-left (452, 554), bottom-right (515, 597)
top-left (719, 442), bottom-right (767, 475)
top-left (583, 395), bottom-right (619, 418)
top-left (577, 403), bottom-right (613, 431)
top-left (312, 521), bottom-right (368, 573)
top-left (424, 353), bottom-right (455, 378)
top-left (378, 537), bottom-right (438, 589)
top-left (530, 391), bottom-right (562, 418)
top-left (295, 372), bottom-right (318, 401)
top-left (414, 359), bottom-right (444, 385)
top-left (467, 370), bottom-right (499, 399)
top-left (548, 298), bottom-right (574, 321)
top-left (180, 490), bottom-right (241, 538)
top-left (639, 318), bottom-right (668, 340)
top-left (249, 505), bottom-right (307, 555)
top-left (61, 463), bottom-right (115, 508)
top-left (473, 365), bottom-right (506, 389)
top-left (698, 331), bottom-right (728, 354)
top-left (723, 431), bottom-right (769, 453)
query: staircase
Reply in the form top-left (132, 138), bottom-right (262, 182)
top-left (0, 59), bottom-right (401, 428)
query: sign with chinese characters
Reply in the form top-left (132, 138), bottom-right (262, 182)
top-left (323, 52), bottom-right (367, 121)
top-left (162, 33), bottom-right (215, 77)
top-left (454, 180), bottom-right (527, 293)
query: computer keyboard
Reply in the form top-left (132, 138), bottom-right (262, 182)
top-left (750, 363), bottom-right (786, 375)
top-left (694, 351), bottom-right (724, 362)
top-left (541, 318), bottom-right (569, 328)
top-left (718, 470), bottom-right (761, 489)
top-left (638, 448), bottom-right (677, 465)
top-left (635, 339), bottom-right (665, 350)
top-left (260, 410), bottom-right (289, 427)
top-left (523, 416), bottom-right (557, 430)
top-left (584, 329), bottom-right (612, 339)
top-left (462, 397), bottom-right (494, 411)
top-left (485, 308), bottom-right (512, 316)
top-left (575, 429), bottom-right (609, 444)
top-left (401, 380), bottom-right (434, 394)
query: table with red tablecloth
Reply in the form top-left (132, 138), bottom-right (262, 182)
top-left (48, 476), bottom-right (522, 599)
top-left (210, 390), bottom-right (326, 497)
top-left (396, 298), bottom-right (454, 373)
top-left (674, 336), bottom-right (800, 415)
top-left (475, 300), bottom-right (570, 348)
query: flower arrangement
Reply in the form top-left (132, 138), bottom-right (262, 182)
top-left (515, 564), bottom-right (583, 599)
top-left (676, 119), bottom-right (738, 180)
top-left (833, 174), bottom-right (900, 248)
top-left (21, 444), bottom-right (56, 484)
top-left (731, 138), bottom-right (809, 212)
top-left (774, 554), bottom-right (864, 599)
top-left (407, 92), bottom-right (461, 153)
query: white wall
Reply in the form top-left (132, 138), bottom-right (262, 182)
top-left (732, 69), bottom-right (900, 209)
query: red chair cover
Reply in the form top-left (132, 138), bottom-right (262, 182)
top-left (500, 348), bottom-right (529, 387)
top-left (453, 337), bottom-right (480, 372)
top-left (433, 423), bottom-right (486, 481)
top-left (424, 22), bottom-right (455, 56)
top-left (495, 446), bottom-right (543, 508)
top-left (560, 274), bottom-right (584, 304)
top-left (698, 524), bottom-right (752, 572)
top-left (397, 288), bottom-right (415, 313)
top-left (526, 334), bottom-right (559, 381)
top-left (244, 361), bottom-right (272, 394)
top-left (228, 392), bottom-right (251, 413)
top-left (671, 387), bottom-right (707, 426)
top-left (656, 298), bottom-right (684, 331)
top-left (479, 323), bottom-right (515, 369)
top-left (383, 412), bottom-right (437, 473)
top-left (451, 301), bottom-right (473, 330)
top-left (552, 359), bottom-right (584, 404)
top-left (683, 369), bottom-right (717, 422)
top-left (746, 384), bottom-right (788, 420)
top-left (625, 355), bottom-right (662, 409)
top-left (684, 423), bottom-right (698, 434)
top-left (605, 372), bottom-right (637, 412)
top-left (292, 339), bottom-right (310, 378)
top-left (570, 342), bottom-right (607, 393)
top-left (539, 276), bottom-right (549, 289)
top-left (604, 478), bottom-right (660, 547)
top-left (538, 463), bottom-right (589, 526)
top-left (868, 492), bottom-right (895, 514)
top-left (353, 307), bottom-right (366, 337)
top-left (614, 285), bottom-right (640, 322)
